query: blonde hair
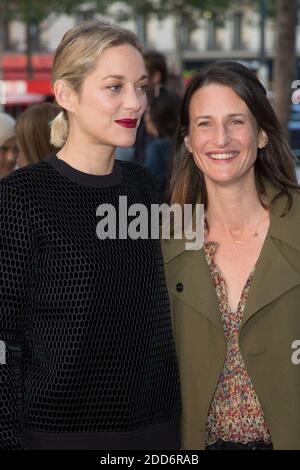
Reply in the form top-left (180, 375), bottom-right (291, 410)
top-left (50, 21), bottom-right (142, 148)
top-left (16, 102), bottom-right (60, 164)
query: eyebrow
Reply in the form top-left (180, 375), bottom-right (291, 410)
top-left (102, 74), bottom-right (148, 81)
top-left (194, 113), bottom-right (247, 120)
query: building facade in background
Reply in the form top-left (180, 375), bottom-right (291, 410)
top-left (2, 3), bottom-right (300, 93)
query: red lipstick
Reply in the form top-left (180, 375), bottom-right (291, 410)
top-left (115, 119), bottom-right (138, 128)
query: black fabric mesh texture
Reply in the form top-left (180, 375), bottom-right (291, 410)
top-left (0, 158), bottom-right (180, 449)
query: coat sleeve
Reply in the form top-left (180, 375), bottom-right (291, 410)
top-left (0, 181), bottom-right (34, 450)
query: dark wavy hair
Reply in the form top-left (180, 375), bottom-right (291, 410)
top-left (168, 61), bottom-right (299, 214)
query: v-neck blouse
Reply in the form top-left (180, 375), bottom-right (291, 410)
top-left (204, 241), bottom-right (272, 445)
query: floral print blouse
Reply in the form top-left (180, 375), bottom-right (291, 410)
top-left (204, 241), bottom-right (272, 445)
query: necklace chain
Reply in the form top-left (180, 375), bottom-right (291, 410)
top-left (226, 228), bottom-right (260, 244)
top-left (205, 211), bottom-right (270, 245)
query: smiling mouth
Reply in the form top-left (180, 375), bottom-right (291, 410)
top-left (115, 119), bottom-right (138, 128)
top-left (206, 151), bottom-right (240, 160)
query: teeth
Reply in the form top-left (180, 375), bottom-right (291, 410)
top-left (208, 153), bottom-right (237, 160)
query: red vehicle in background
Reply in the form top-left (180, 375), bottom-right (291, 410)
top-left (1, 53), bottom-right (54, 117)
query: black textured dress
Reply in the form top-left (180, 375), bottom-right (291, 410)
top-left (0, 155), bottom-right (181, 450)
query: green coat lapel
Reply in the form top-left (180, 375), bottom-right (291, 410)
top-left (164, 239), bottom-right (224, 333)
top-left (164, 183), bottom-right (300, 332)
top-left (242, 234), bottom-right (300, 327)
top-left (242, 185), bottom-right (300, 325)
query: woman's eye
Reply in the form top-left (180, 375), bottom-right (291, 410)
top-left (197, 121), bottom-right (211, 127)
top-left (136, 84), bottom-right (148, 94)
top-left (107, 85), bottom-right (122, 92)
top-left (231, 119), bottom-right (244, 125)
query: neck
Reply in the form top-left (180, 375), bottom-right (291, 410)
top-left (56, 130), bottom-right (115, 176)
top-left (205, 172), bottom-right (268, 235)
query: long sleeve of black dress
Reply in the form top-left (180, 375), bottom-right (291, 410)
top-left (0, 182), bottom-right (34, 449)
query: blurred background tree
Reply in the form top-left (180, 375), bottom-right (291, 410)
top-left (116, 0), bottom-right (298, 134)
top-left (116, 0), bottom-right (233, 72)
top-left (1, 0), bottom-right (299, 135)
top-left (0, 0), bottom-right (110, 78)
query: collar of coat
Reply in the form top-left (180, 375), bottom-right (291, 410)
top-left (163, 181), bottom-right (300, 329)
top-left (163, 181), bottom-right (300, 264)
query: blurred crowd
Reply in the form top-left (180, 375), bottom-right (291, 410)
top-left (0, 103), bottom-right (59, 178)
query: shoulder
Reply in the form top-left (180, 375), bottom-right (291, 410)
top-left (284, 189), bottom-right (300, 233)
top-left (269, 188), bottom-right (300, 253)
top-left (291, 188), bottom-right (300, 210)
top-left (0, 160), bottom-right (52, 214)
top-left (0, 160), bottom-right (49, 191)
top-left (272, 189), bottom-right (300, 223)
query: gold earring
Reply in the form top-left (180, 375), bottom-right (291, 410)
top-left (259, 133), bottom-right (268, 149)
top-left (259, 139), bottom-right (268, 150)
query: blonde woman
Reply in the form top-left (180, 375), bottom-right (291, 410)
top-left (16, 102), bottom-right (60, 166)
top-left (0, 21), bottom-right (181, 450)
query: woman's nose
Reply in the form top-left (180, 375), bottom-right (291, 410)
top-left (212, 124), bottom-right (231, 147)
top-left (124, 88), bottom-right (143, 112)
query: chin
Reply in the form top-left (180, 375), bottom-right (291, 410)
top-left (205, 172), bottom-right (240, 186)
top-left (116, 138), bottom-right (136, 148)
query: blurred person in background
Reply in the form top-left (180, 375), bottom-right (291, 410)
top-left (167, 73), bottom-right (185, 99)
top-left (143, 50), bottom-right (169, 98)
top-left (144, 92), bottom-right (180, 197)
top-left (133, 50), bottom-right (181, 165)
top-left (16, 103), bottom-right (60, 167)
top-left (0, 112), bottom-right (18, 179)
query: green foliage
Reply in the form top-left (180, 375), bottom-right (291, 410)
top-left (116, 0), bottom-right (158, 14)
top-left (115, 0), bottom-right (281, 19)
top-left (1, 0), bottom-right (110, 24)
top-left (2, 0), bottom-right (284, 28)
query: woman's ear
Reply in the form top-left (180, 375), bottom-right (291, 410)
top-left (53, 80), bottom-right (76, 113)
top-left (184, 135), bottom-right (192, 153)
top-left (258, 129), bottom-right (268, 149)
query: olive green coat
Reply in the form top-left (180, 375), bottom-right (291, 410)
top-left (162, 187), bottom-right (300, 450)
